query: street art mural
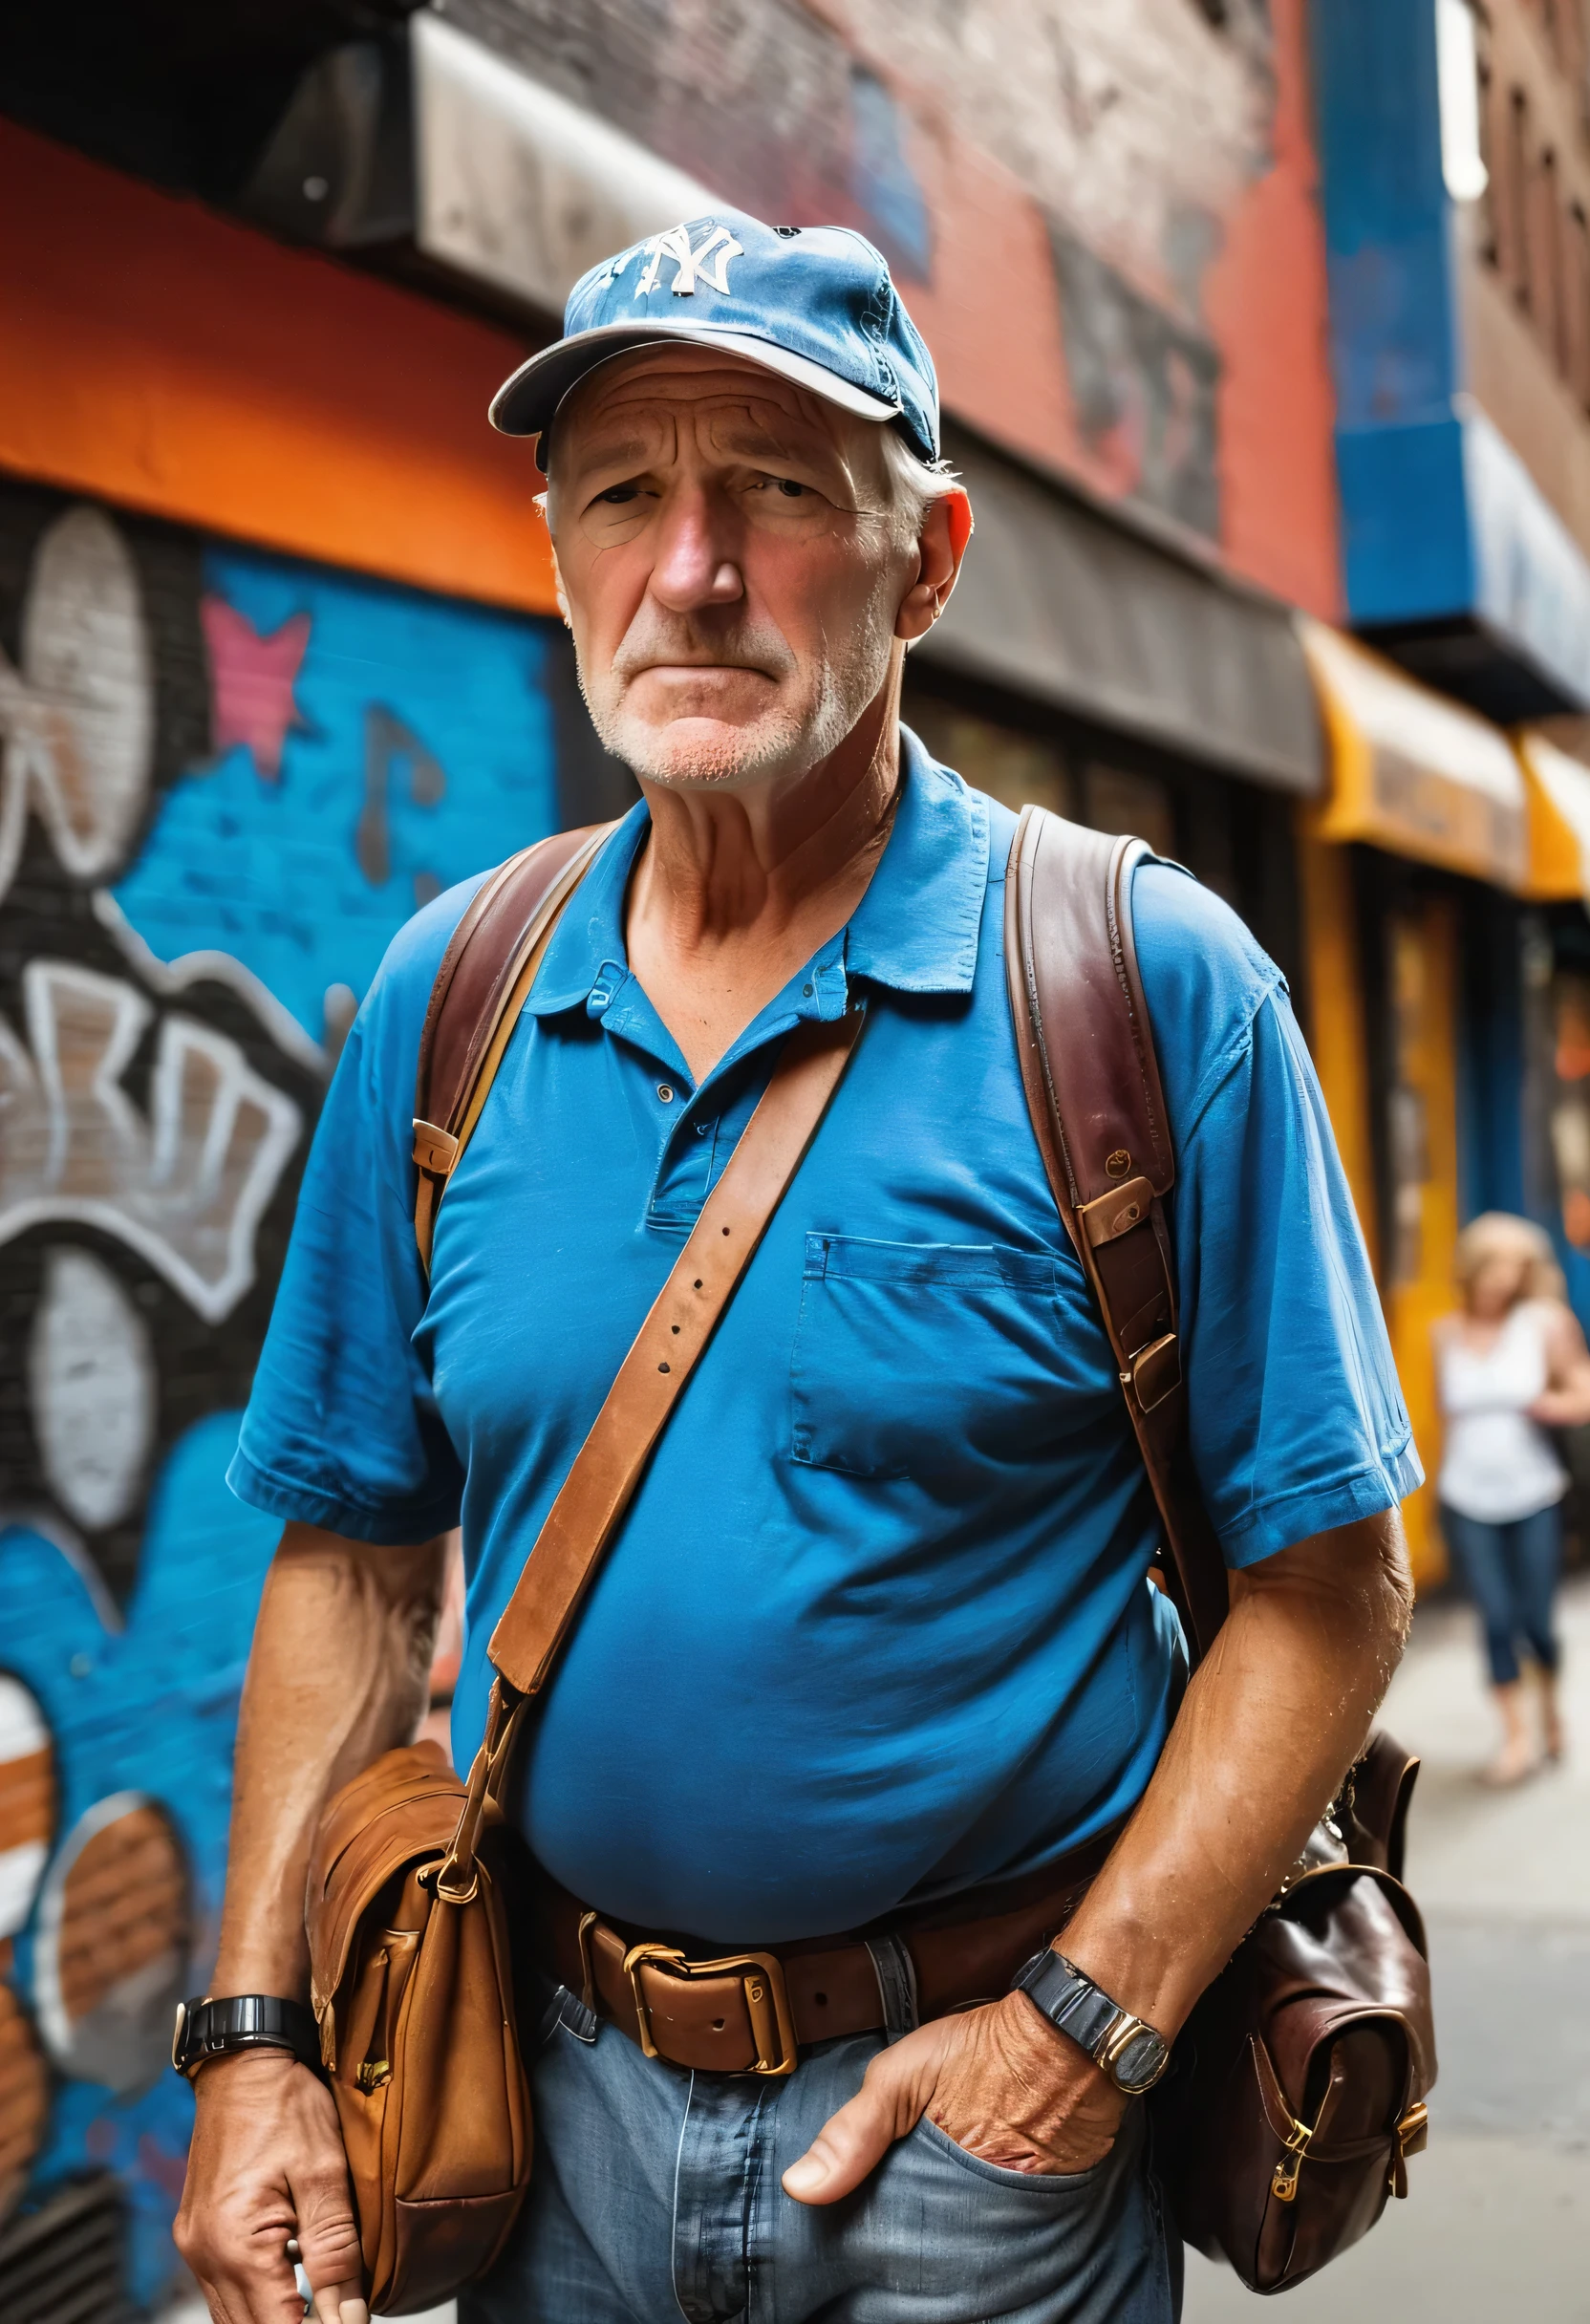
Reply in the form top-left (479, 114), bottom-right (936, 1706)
top-left (0, 479), bottom-right (561, 2308)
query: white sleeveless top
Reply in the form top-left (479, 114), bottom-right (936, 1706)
top-left (1437, 1301), bottom-right (1568, 1524)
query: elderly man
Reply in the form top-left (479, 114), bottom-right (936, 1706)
top-left (176, 215), bottom-right (1417, 2324)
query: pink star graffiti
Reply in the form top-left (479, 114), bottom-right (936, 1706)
top-left (200, 596), bottom-right (312, 782)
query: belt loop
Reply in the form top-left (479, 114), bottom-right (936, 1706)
top-left (865, 1936), bottom-right (919, 2043)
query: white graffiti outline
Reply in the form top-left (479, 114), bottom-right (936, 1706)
top-left (90, 893), bottom-right (331, 1079)
top-left (0, 962), bottom-right (302, 1323)
top-left (0, 506), bottom-right (154, 902)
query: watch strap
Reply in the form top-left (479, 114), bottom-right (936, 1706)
top-left (1010, 1948), bottom-right (1170, 2093)
top-left (171, 1993), bottom-right (323, 2080)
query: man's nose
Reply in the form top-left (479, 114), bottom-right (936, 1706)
top-left (648, 487), bottom-right (743, 613)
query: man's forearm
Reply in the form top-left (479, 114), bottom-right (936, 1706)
top-left (213, 1523), bottom-right (448, 1997)
top-left (1058, 1509), bottom-right (1414, 2039)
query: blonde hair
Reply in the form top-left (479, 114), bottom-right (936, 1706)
top-left (1452, 1212), bottom-right (1565, 1309)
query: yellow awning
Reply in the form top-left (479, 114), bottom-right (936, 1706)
top-left (1517, 731), bottom-right (1590, 902)
top-left (1299, 618), bottom-right (1528, 889)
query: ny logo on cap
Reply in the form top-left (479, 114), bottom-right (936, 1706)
top-left (634, 223), bottom-right (744, 299)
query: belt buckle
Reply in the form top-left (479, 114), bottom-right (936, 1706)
top-left (622, 1941), bottom-right (800, 2077)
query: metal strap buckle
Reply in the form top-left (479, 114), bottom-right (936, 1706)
top-left (621, 1941), bottom-right (800, 2077)
top-left (1271, 2111), bottom-right (1314, 2203)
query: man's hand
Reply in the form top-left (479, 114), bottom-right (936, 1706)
top-left (782, 1991), bottom-right (1126, 2204)
top-left (176, 1525), bottom-right (446, 2320)
top-left (176, 2050), bottom-right (365, 2324)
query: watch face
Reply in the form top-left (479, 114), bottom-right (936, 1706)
top-left (1110, 2026), bottom-right (1169, 2094)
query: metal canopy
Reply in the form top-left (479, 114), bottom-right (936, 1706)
top-left (918, 424), bottom-right (1325, 797)
top-left (412, 12), bottom-right (715, 321)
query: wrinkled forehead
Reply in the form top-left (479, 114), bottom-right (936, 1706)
top-left (548, 345), bottom-right (877, 476)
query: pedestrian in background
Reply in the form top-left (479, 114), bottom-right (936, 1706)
top-left (1435, 1212), bottom-right (1590, 1783)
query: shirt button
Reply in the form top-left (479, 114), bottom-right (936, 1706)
top-left (656, 1083), bottom-right (675, 1103)
top-left (695, 1121), bottom-right (711, 1138)
top-left (802, 983), bottom-right (814, 997)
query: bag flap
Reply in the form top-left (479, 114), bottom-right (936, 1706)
top-left (1257, 1868), bottom-right (1436, 2098)
top-left (307, 1742), bottom-right (465, 2009)
top-left (1343, 1729), bottom-right (1421, 1881)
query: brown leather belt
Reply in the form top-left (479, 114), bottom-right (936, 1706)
top-left (528, 1822), bottom-right (1123, 2077)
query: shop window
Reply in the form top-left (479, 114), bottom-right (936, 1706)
top-left (1438, 0), bottom-right (1492, 206)
top-left (902, 698), bottom-right (1069, 817)
top-left (1538, 148), bottom-right (1568, 373)
top-left (1476, 26), bottom-right (1499, 262)
top-left (1551, 970), bottom-right (1590, 1249)
top-left (1574, 205), bottom-right (1590, 407)
top-left (1509, 86), bottom-right (1534, 309)
top-left (1372, 896), bottom-right (1461, 1585)
top-left (1085, 764), bottom-right (1177, 858)
top-left (1388, 916), bottom-right (1433, 1287)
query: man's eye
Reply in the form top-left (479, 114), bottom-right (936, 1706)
top-left (594, 484), bottom-right (643, 506)
top-left (775, 477), bottom-right (808, 498)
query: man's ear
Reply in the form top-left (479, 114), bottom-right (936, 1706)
top-left (549, 545), bottom-right (571, 630)
top-left (895, 487), bottom-right (973, 644)
top-left (533, 438), bottom-right (574, 630)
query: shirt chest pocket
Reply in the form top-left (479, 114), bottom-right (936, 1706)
top-left (789, 1234), bottom-right (1077, 1483)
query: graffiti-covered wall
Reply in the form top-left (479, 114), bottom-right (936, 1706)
top-left (0, 478), bottom-right (572, 2308)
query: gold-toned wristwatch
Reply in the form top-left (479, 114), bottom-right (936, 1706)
top-left (1010, 1949), bottom-right (1171, 2096)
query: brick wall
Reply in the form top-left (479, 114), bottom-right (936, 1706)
top-left (434, 0), bottom-right (1341, 607)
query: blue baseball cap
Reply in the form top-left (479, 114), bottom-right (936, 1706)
top-left (489, 210), bottom-right (940, 463)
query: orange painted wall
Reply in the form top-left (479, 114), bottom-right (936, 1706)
top-left (0, 120), bottom-right (560, 615)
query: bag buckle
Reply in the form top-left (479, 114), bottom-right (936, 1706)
top-left (1391, 2099), bottom-right (1429, 2197)
top-left (622, 1942), bottom-right (800, 2077)
top-left (1271, 2115), bottom-right (1313, 2203)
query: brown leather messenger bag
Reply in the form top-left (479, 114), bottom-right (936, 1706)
top-left (305, 806), bottom-right (1434, 2313)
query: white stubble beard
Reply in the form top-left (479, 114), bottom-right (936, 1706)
top-left (578, 582), bottom-right (901, 793)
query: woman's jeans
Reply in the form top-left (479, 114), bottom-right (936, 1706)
top-left (462, 1982), bottom-right (1181, 2324)
top-left (1440, 1500), bottom-right (1562, 1688)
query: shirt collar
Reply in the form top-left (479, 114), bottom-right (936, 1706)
top-left (845, 728), bottom-right (988, 995)
top-left (525, 726), bottom-right (989, 1018)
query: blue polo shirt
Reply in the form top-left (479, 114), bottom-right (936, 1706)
top-left (230, 742), bottom-right (1418, 1943)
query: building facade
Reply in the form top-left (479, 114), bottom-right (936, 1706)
top-left (1304, 0), bottom-right (1590, 1581)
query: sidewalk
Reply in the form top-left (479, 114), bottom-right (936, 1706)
top-left (1183, 1575), bottom-right (1590, 2324)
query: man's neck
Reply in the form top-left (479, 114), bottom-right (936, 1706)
top-left (625, 669), bottom-right (902, 1083)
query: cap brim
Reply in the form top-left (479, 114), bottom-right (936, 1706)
top-left (489, 320), bottom-right (900, 441)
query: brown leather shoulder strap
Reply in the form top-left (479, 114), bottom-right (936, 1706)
top-left (1004, 805), bottom-right (1228, 1664)
top-left (487, 1008), bottom-right (865, 1695)
top-left (412, 821), bottom-right (617, 1270)
top-left (436, 1006), bottom-right (866, 1897)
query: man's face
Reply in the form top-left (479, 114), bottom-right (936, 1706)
top-left (544, 348), bottom-right (918, 790)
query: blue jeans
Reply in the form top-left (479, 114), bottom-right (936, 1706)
top-left (462, 1985), bottom-right (1181, 2324)
top-left (1440, 1501), bottom-right (1562, 1688)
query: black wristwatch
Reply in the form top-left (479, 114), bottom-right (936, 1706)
top-left (171, 1994), bottom-right (324, 2081)
top-left (1010, 1949), bottom-right (1171, 2096)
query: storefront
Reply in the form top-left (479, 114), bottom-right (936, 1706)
top-left (1293, 620), bottom-right (1590, 1584)
top-left (1515, 734), bottom-right (1590, 1332)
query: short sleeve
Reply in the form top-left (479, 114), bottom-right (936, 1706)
top-left (1133, 864), bottom-right (1422, 1567)
top-left (226, 881), bottom-right (484, 1544)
